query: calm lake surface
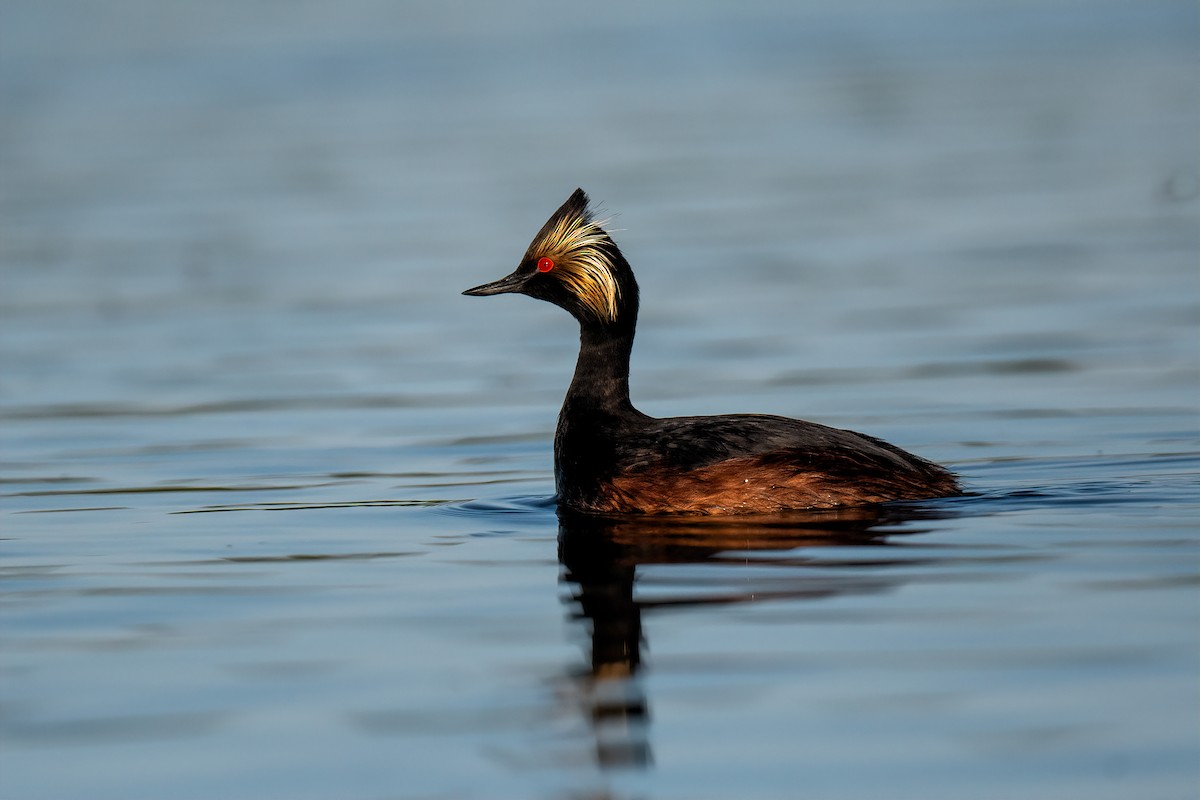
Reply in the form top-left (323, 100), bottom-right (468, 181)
top-left (2, 1), bottom-right (1198, 798)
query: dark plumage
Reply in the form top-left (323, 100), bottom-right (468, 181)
top-left (464, 188), bottom-right (960, 515)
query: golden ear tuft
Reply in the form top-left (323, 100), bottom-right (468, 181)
top-left (527, 190), bottom-right (621, 323)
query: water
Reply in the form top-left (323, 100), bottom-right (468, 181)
top-left (2, 1), bottom-right (1198, 798)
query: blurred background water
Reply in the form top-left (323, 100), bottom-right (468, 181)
top-left (2, 1), bottom-right (1198, 798)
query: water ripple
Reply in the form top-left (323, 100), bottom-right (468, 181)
top-left (439, 495), bottom-right (558, 517)
top-left (175, 498), bottom-right (458, 514)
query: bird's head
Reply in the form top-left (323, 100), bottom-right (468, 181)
top-left (463, 188), bottom-right (638, 332)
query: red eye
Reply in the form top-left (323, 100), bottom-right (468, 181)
top-left (536, 257), bottom-right (554, 272)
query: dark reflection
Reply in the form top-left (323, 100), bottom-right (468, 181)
top-left (557, 505), bottom-right (927, 770)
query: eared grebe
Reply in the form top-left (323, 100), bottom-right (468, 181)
top-left (464, 189), bottom-right (960, 515)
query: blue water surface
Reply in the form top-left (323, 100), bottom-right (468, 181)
top-left (2, 1), bottom-right (1198, 799)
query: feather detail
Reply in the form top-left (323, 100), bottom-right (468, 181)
top-left (525, 190), bottom-right (621, 323)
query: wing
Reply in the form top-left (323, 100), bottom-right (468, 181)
top-left (596, 413), bottom-right (957, 514)
top-left (617, 414), bottom-right (928, 474)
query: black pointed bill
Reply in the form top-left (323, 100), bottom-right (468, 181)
top-left (462, 270), bottom-right (530, 297)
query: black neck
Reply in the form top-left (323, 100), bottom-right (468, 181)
top-left (565, 324), bottom-right (637, 413)
top-left (561, 243), bottom-right (640, 415)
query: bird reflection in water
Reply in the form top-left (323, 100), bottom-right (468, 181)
top-left (556, 505), bottom-right (928, 770)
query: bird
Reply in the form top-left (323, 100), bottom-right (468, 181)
top-left (463, 188), bottom-right (960, 515)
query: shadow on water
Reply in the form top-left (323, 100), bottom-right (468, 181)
top-left (555, 503), bottom-right (950, 771)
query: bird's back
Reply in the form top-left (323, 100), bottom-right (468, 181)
top-left (558, 411), bottom-right (959, 515)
